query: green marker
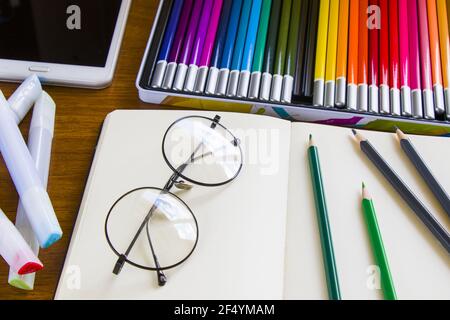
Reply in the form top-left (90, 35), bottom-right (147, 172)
top-left (248, 0), bottom-right (273, 99)
top-left (362, 183), bottom-right (397, 300)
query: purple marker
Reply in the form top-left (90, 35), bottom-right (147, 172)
top-left (184, 0), bottom-right (214, 92)
top-left (172, 0), bottom-right (205, 91)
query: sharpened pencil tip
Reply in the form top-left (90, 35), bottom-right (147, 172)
top-left (362, 181), bottom-right (366, 189)
top-left (351, 129), bottom-right (357, 136)
top-left (308, 134), bottom-right (315, 147)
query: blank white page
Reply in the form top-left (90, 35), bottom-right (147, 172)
top-left (55, 110), bottom-right (291, 300)
top-left (285, 122), bottom-right (450, 300)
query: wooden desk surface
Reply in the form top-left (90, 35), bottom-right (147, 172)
top-left (0, 0), bottom-right (173, 299)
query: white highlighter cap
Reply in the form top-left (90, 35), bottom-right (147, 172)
top-left (8, 74), bottom-right (42, 124)
top-left (30, 91), bottom-right (56, 137)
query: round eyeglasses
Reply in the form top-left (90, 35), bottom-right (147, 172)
top-left (105, 115), bottom-right (243, 286)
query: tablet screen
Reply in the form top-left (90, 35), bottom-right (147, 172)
top-left (0, 0), bottom-right (123, 67)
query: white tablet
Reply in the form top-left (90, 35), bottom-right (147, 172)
top-left (0, 0), bottom-right (131, 89)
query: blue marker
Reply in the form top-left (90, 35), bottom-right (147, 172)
top-left (205, 0), bottom-right (233, 95)
top-left (216, 0), bottom-right (244, 96)
top-left (151, 0), bottom-right (184, 88)
top-left (226, 0), bottom-right (252, 97)
top-left (237, 0), bottom-right (263, 98)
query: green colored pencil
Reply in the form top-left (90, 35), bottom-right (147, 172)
top-left (274, 0), bottom-right (292, 76)
top-left (361, 183), bottom-right (397, 300)
top-left (285, 0), bottom-right (302, 77)
top-left (248, 0), bottom-right (273, 99)
top-left (308, 135), bottom-right (341, 300)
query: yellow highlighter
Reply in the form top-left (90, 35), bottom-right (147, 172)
top-left (437, 0), bottom-right (450, 118)
top-left (324, 0), bottom-right (340, 107)
top-left (313, 0), bottom-right (331, 106)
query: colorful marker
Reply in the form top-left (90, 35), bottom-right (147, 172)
top-left (335, 0), bottom-right (349, 107)
top-left (151, 0), bottom-right (184, 88)
top-left (237, 0), bottom-right (263, 98)
top-left (379, 0), bottom-right (390, 114)
top-left (313, 0), bottom-right (330, 106)
top-left (357, 0), bottom-right (369, 111)
top-left (389, 0), bottom-right (401, 116)
top-left (194, 0), bottom-right (224, 93)
top-left (437, 0), bottom-right (450, 118)
top-left (205, 0), bottom-right (233, 95)
top-left (399, 0), bottom-right (412, 116)
top-left (408, 0), bottom-right (423, 118)
top-left (347, 0), bottom-right (359, 110)
top-left (248, 0), bottom-right (272, 99)
top-left (227, 0), bottom-right (252, 97)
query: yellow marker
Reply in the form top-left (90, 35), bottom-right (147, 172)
top-left (313, 0), bottom-right (330, 106)
top-left (324, 0), bottom-right (340, 107)
top-left (437, 0), bottom-right (450, 118)
top-left (335, 0), bottom-right (349, 107)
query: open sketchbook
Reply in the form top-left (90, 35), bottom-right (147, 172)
top-left (56, 110), bottom-right (450, 300)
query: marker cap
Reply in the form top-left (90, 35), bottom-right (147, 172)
top-left (357, 84), bottom-right (368, 111)
top-left (281, 75), bottom-right (294, 103)
top-left (161, 62), bottom-right (178, 90)
top-left (216, 68), bottom-right (230, 96)
top-left (8, 74), bottom-right (42, 124)
top-left (194, 66), bottom-right (209, 93)
top-left (401, 86), bottom-right (412, 116)
top-left (433, 84), bottom-right (445, 115)
top-left (237, 70), bottom-right (251, 98)
top-left (445, 88), bottom-right (450, 120)
top-left (324, 81), bottom-right (335, 107)
top-left (259, 72), bottom-right (272, 101)
top-left (346, 83), bottom-right (358, 110)
top-left (184, 64), bottom-right (199, 92)
top-left (248, 71), bottom-right (261, 100)
top-left (390, 88), bottom-right (401, 116)
top-left (30, 92), bottom-right (56, 136)
top-left (172, 63), bottom-right (188, 91)
top-left (411, 89), bottom-right (423, 118)
top-left (422, 89), bottom-right (435, 120)
top-left (151, 60), bottom-right (168, 88)
top-left (226, 70), bottom-right (240, 97)
top-left (335, 77), bottom-right (346, 107)
top-left (313, 79), bottom-right (324, 106)
top-left (205, 67), bottom-right (219, 95)
top-left (368, 85), bottom-right (379, 113)
top-left (379, 84), bottom-right (390, 114)
top-left (270, 74), bottom-right (283, 102)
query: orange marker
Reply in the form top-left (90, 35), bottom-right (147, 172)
top-left (357, 0), bottom-right (369, 111)
top-left (347, 0), bottom-right (359, 110)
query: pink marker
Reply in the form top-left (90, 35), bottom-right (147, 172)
top-left (184, 0), bottom-right (214, 92)
top-left (408, 0), bottom-right (423, 118)
top-left (418, 0), bottom-right (436, 119)
top-left (399, 0), bottom-right (412, 116)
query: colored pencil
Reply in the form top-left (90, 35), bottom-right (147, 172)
top-left (303, 0), bottom-right (320, 98)
top-left (259, 0), bottom-right (282, 101)
top-left (194, 0), bottom-right (224, 93)
top-left (396, 128), bottom-right (450, 217)
top-left (398, 0), bottom-right (412, 116)
top-left (184, 0), bottom-right (214, 92)
top-left (361, 183), bottom-right (397, 300)
top-left (281, 0), bottom-right (302, 103)
top-left (173, 0), bottom-right (204, 91)
top-left (237, 0), bottom-right (263, 98)
top-left (162, 0), bottom-right (194, 89)
top-left (270, 0), bottom-right (292, 102)
top-left (324, 0), bottom-right (340, 108)
top-left (151, 0), bottom-right (184, 88)
top-left (313, 0), bottom-right (330, 106)
top-left (437, 0), bottom-right (450, 118)
top-left (248, 0), bottom-right (272, 99)
top-left (145, 0), bottom-right (176, 89)
top-left (308, 135), bottom-right (341, 300)
top-left (347, 0), bottom-right (359, 110)
top-left (368, 0), bottom-right (379, 113)
top-left (427, 0), bottom-right (446, 115)
top-left (293, 0), bottom-right (310, 99)
top-left (226, 0), bottom-right (252, 97)
top-left (408, 0), bottom-right (423, 118)
top-left (389, 0), bottom-right (401, 116)
top-left (418, 0), bottom-right (436, 119)
top-left (379, 0), bottom-right (390, 114)
top-left (216, 0), bottom-right (243, 96)
top-left (352, 129), bottom-right (450, 254)
top-left (335, 0), bottom-right (349, 107)
top-left (357, 0), bottom-right (369, 111)
top-left (205, 0), bottom-right (233, 95)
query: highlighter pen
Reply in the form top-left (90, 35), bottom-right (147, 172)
top-left (0, 208), bottom-right (43, 275)
top-left (248, 0), bottom-right (272, 99)
top-left (172, 0), bottom-right (204, 91)
top-left (205, 0), bottom-right (232, 95)
top-left (151, 0), bottom-right (184, 88)
top-left (427, 0), bottom-right (446, 115)
top-left (335, 0), bottom-right (349, 107)
top-left (324, 0), bottom-right (340, 107)
top-left (408, 0), bottom-right (423, 118)
top-left (347, 0), bottom-right (359, 110)
top-left (237, 0), bottom-right (263, 98)
top-left (313, 0), bottom-right (330, 106)
top-left (8, 74), bottom-right (42, 124)
top-left (184, 0), bottom-right (214, 92)
top-left (418, 0), bottom-right (436, 119)
top-left (162, 0), bottom-right (195, 90)
top-left (379, 0), bottom-right (390, 114)
top-left (389, 0), bottom-right (401, 116)
top-left (437, 0), bottom-right (450, 118)
top-left (399, 0), bottom-right (412, 116)
top-left (357, 0), bottom-right (369, 112)
top-left (8, 92), bottom-right (55, 290)
top-left (226, 0), bottom-right (252, 97)
top-left (368, 0), bottom-right (379, 113)
top-left (216, 0), bottom-right (243, 96)
top-left (0, 91), bottom-right (62, 248)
